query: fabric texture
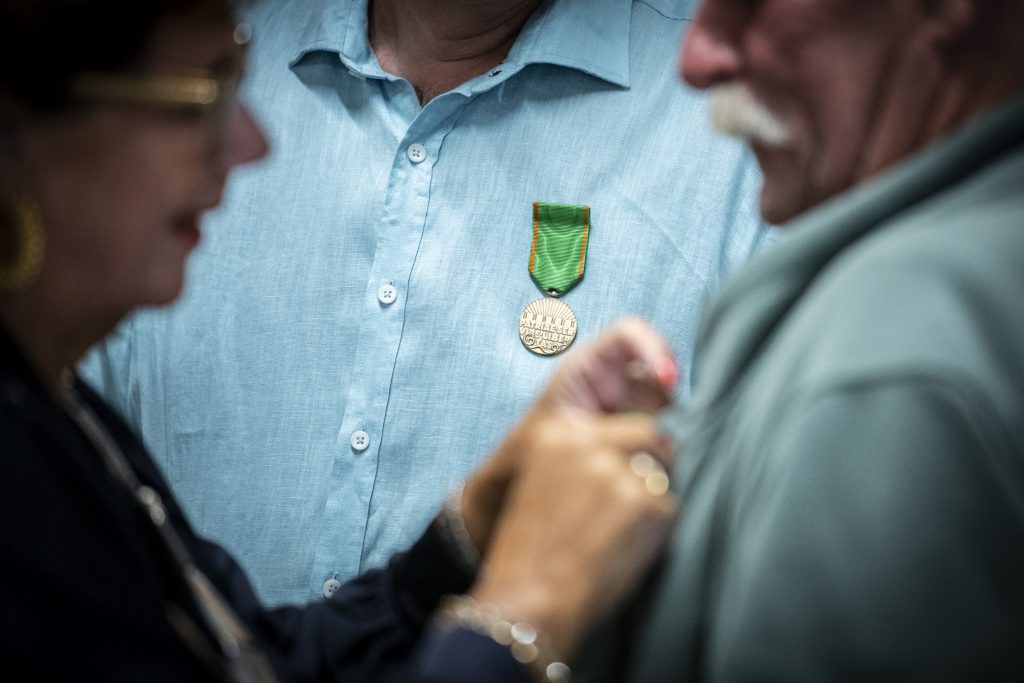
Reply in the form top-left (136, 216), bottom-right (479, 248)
top-left (576, 92), bottom-right (1024, 681)
top-left (0, 327), bottom-right (529, 682)
top-left (81, 0), bottom-right (770, 605)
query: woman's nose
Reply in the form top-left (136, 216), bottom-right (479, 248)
top-left (220, 103), bottom-right (269, 171)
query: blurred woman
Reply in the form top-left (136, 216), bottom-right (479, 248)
top-left (0, 1), bottom-right (677, 681)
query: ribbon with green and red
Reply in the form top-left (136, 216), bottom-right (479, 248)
top-left (529, 202), bottom-right (590, 296)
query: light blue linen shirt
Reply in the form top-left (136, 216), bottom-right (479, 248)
top-left (83, 0), bottom-right (770, 606)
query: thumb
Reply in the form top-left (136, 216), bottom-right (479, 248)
top-left (542, 316), bottom-right (678, 413)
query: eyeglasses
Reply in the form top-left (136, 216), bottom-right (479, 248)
top-left (71, 69), bottom-right (241, 124)
top-left (69, 23), bottom-right (251, 128)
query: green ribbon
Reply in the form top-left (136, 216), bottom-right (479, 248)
top-left (529, 202), bottom-right (590, 296)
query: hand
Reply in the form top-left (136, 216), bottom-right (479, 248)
top-left (534, 315), bottom-right (679, 415)
top-left (461, 317), bottom-right (678, 554)
top-left (457, 318), bottom-right (680, 660)
top-left (469, 409), bottom-right (678, 662)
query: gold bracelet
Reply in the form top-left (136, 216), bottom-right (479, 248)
top-left (434, 595), bottom-right (571, 683)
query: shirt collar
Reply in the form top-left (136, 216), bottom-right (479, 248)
top-left (290, 0), bottom-right (633, 88)
top-left (289, 0), bottom-right (372, 71)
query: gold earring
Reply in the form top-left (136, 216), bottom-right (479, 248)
top-left (0, 195), bottom-right (45, 292)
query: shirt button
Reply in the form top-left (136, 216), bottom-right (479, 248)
top-left (351, 430), bottom-right (370, 452)
top-left (407, 143), bottom-right (427, 164)
top-left (322, 578), bottom-right (342, 598)
top-left (378, 283), bottom-right (398, 305)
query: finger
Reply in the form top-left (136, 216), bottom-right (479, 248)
top-left (581, 413), bottom-right (676, 470)
top-left (619, 363), bottom-right (678, 413)
top-left (586, 316), bottom-right (676, 383)
top-left (548, 317), bottom-right (679, 413)
top-left (592, 444), bottom-right (679, 518)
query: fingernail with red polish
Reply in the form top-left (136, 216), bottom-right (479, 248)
top-left (654, 357), bottom-right (679, 388)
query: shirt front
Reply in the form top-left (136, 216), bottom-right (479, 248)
top-left (83, 0), bottom-right (770, 606)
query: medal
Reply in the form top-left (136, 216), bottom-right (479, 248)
top-left (519, 202), bottom-right (590, 356)
top-left (519, 297), bottom-right (577, 355)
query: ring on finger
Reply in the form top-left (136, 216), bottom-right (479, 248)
top-left (629, 452), bottom-right (670, 496)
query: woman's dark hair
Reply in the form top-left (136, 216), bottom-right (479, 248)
top-left (0, 0), bottom-right (226, 111)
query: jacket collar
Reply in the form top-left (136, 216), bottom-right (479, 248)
top-left (689, 90), bottom-right (1024, 413)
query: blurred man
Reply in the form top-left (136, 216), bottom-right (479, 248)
top-left (579, 0), bottom-right (1024, 679)
top-left (83, 0), bottom-right (769, 606)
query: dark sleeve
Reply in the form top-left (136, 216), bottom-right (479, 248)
top-left (78, 381), bottom-right (530, 683)
top-left (194, 520), bottom-right (530, 683)
top-left (708, 378), bottom-right (1024, 681)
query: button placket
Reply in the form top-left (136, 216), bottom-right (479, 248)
top-left (311, 100), bottom-right (467, 592)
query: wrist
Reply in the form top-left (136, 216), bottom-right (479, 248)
top-left (469, 573), bottom-right (589, 665)
top-left (434, 594), bottom-right (572, 683)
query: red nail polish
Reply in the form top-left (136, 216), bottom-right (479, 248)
top-left (654, 357), bottom-right (678, 388)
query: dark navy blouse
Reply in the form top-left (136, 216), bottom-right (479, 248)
top-left (1, 329), bottom-right (528, 682)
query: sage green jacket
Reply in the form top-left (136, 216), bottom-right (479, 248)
top-left (581, 93), bottom-right (1024, 681)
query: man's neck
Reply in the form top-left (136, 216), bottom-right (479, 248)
top-left (369, 0), bottom-right (542, 103)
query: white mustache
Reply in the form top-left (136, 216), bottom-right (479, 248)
top-left (710, 84), bottom-right (791, 147)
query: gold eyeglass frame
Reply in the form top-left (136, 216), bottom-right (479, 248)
top-left (71, 71), bottom-right (227, 109)
top-left (68, 23), bottom-right (251, 115)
